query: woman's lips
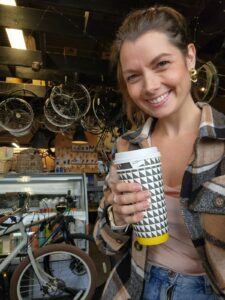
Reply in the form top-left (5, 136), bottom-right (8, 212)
top-left (146, 91), bottom-right (170, 108)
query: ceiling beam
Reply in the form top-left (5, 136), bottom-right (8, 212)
top-left (0, 82), bottom-right (47, 98)
top-left (16, 0), bottom-right (136, 16)
top-left (0, 65), bottom-right (115, 85)
top-left (0, 4), bottom-right (84, 35)
top-left (0, 46), bottom-right (110, 73)
top-left (0, 46), bottom-right (115, 84)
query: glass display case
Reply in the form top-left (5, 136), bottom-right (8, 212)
top-left (0, 173), bottom-right (89, 253)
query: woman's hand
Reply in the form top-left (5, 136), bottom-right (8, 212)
top-left (111, 181), bottom-right (151, 226)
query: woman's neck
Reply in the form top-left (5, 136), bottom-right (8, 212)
top-left (153, 101), bottom-right (201, 138)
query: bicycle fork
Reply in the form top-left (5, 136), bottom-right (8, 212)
top-left (27, 241), bottom-right (62, 294)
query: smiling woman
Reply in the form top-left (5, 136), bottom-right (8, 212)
top-left (94, 5), bottom-right (225, 300)
top-left (119, 31), bottom-right (196, 120)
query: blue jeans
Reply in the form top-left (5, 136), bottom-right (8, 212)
top-left (143, 265), bottom-right (218, 300)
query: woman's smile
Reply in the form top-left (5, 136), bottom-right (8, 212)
top-left (120, 30), bottom-right (195, 119)
top-left (145, 91), bottom-right (170, 108)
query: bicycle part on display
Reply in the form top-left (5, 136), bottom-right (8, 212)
top-left (92, 87), bottom-right (122, 130)
top-left (50, 83), bottom-right (91, 120)
top-left (79, 87), bottom-right (105, 135)
top-left (10, 244), bottom-right (97, 300)
top-left (43, 116), bottom-right (73, 133)
top-left (0, 97), bottom-right (34, 133)
top-left (193, 61), bottom-right (219, 103)
top-left (80, 114), bottom-right (105, 135)
top-left (44, 97), bottom-right (75, 127)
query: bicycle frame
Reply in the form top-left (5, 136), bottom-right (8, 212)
top-left (0, 218), bottom-right (60, 288)
top-left (0, 221), bottom-right (28, 272)
top-left (40, 214), bottom-right (74, 245)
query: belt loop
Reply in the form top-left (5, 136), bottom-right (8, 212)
top-left (204, 275), bottom-right (212, 294)
top-left (145, 264), bottom-right (152, 282)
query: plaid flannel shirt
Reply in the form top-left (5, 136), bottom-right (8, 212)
top-left (94, 102), bottom-right (225, 299)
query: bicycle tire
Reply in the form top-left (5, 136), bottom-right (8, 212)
top-left (10, 244), bottom-right (97, 300)
top-left (53, 233), bottom-right (94, 245)
top-left (50, 84), bottom-right (91, 120)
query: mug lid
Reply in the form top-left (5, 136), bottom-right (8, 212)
top-left (114, 147), bottom-right (160, 164)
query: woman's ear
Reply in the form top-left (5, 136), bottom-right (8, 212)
top-left (186, 43), bottom-right (196, 69)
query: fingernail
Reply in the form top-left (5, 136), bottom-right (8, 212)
top-left (143, 190), bottom-right (150, 197)
top-left (134, 184), bottom-right (142, 191)
top-left (147, 198), bottom-right (152, 208)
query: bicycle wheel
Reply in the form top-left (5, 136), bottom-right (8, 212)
top-left (53, 233), bottom-right (94, 245)
top-left (10, 244), bottom-right (97, 300)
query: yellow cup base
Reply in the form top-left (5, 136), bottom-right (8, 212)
top-left (136, 233), bottom-right (169, 246)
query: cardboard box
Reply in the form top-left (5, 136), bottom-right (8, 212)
top-left (0, 147), bottom-right (14, 160)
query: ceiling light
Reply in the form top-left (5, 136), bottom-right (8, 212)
top-left (6, 28), bottom-right (26, 49)
top-left (11, 142), bottom-right (20, 148)
top-left (84, 11), bottom-right (90, 33)
top-left (0, 0), bottom-right (27, 50)
top-left (0, 0), bottom-right (16, 5)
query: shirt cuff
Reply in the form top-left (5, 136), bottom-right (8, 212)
top-left (107, 206), bottom-right (130, 233)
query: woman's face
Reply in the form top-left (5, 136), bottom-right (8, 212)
top-left (120, 31), bottom-right (196, 119)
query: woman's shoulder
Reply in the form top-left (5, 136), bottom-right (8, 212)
top-left (198, 102), bottom-right (225, 123)
top-left (198, 102), bottom-right (225, 139)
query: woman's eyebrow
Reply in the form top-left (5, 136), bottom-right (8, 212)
top-left (150, 53), bottom-right (172, 66)
top-left (122, 53), bottom-right (172, 75)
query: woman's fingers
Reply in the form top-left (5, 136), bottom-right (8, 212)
top-left (113, 191), bottom-right (150, 214)
top-left (110, 181), bottom-right (151, 225)
top-left (124, 211), bottom-right (145, 224)
top-left (117, 190), bottom-right (150, 206)
top-left (112, 188), bottom-right (151, 225)
top-left (113, 200), bottom-right (149, 225)
top-left (115, 182), bottom-right (142, 194)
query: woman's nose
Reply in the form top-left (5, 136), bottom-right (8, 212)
top-left (143, 72), bottom-right (160, 93)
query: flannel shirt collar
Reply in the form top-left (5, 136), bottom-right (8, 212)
top-left (122, 102), bottom-right (225, 144)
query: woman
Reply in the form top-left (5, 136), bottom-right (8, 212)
top-left (94, 6), bottom-right (225, 300)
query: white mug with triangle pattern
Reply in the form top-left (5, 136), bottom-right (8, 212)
top-left (114, 147), bottom-right (169, 245)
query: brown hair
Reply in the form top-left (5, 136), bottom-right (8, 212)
top-left (111, 6), bottom-right (191, 124)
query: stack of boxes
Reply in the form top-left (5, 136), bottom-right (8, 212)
top-left (0, 147), bottom-right (14, 174)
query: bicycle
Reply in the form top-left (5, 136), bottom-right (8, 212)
top-left (0, 194), bottom-right (97, 300)
top-left (35, 198), bottom-right (94, 250)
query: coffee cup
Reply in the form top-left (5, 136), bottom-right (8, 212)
top-left (114, 147), bottom-right (169, 245)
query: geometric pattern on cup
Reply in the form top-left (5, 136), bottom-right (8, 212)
top-left (118, 166), bottom-right (163, 191)
top-left (144, 157), bottom-right (161, 166)
top-left (133, 193), bottom-right (168, 238)
top-left (117, 157), bottom-right (161, 170)
top-left (117, 164), bottom-right (168, 239)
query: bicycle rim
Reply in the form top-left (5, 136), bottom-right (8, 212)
top-left (53, 233), bottom-right (94, 244)
top-left (10, 244), bottom-right (97, 300)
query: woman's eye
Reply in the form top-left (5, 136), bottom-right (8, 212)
top-left (157, 60), bottom-right (170, 68)
top-left (126, 74), bottom-right (139, 82)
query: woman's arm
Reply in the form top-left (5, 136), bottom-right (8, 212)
top-left (93, 164), bottom-right (151, 255)
top-left (93, 165), bottom-right (131, 255)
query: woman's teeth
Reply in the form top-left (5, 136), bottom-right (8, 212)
top-left (149, 92), bottom-right (169, 104)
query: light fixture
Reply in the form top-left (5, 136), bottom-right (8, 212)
top-left (72, 126), bottom-right (88, 144)
top-left (6, 28), bottom-right (26, 49)
top-left (0, 0), bottom-right (27, 50)
top-left (199, 87), bottom-right (206, 93)
top-left (11, 142), bottom-right (20, 148)
top-left (30, 129), bottom-right (54, 149)
top-left (0, 0), bottom-right (16, 4)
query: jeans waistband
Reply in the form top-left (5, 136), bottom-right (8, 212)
top-left (145, 265), bottom-right (212, 292)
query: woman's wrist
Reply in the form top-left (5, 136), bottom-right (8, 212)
top-left (107, 206), bottom-right (129, 232)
